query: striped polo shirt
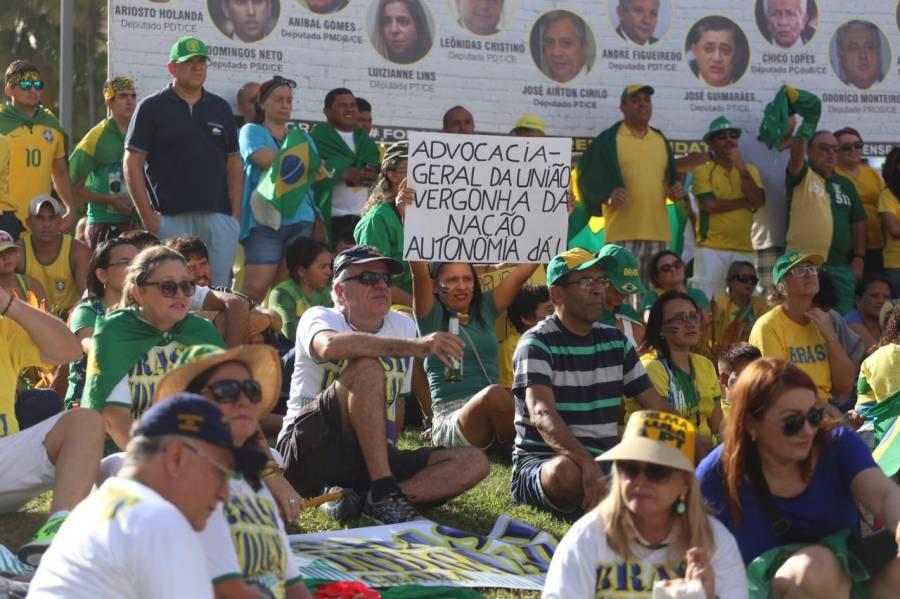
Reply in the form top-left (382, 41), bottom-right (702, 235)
top-left (511, 315), bottom-right (652, 462)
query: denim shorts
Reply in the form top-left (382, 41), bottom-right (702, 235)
top-left (243, 220), bottom-right (314, 265)
top-left (510, 453), bottom-right (575, 515)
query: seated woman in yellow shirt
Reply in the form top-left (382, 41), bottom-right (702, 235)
top-left (711, 260), bottom-right (769, 356)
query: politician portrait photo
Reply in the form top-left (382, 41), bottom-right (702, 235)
top-left (453, 0), bottom-right (506, 37)
top-left (370, 0), bottom-right (434, 65)
top-left (830, 20), bottom-right (890, 90)
top-left (530, 10), bottom-right (596, 84)
top-left (208, 0), bottom-right (279, 43)
top-left (609, 0), bottom-right (671, 47)
top-left (755, 0), bottom-right (817, 49)
top-left (686, 16), bottom-right (749, 88)
top-left (299, 0), bottom-right (349, 14)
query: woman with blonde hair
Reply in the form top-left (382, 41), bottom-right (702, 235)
top-left (543, 411), bottom-right (747, 598)
top-left (372, 0), bottom-right (433, 64)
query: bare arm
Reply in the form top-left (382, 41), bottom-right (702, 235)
top-left (213, 290), bottom-right (251, 348)
top-left (249, 147), bottom-right (279, 170)
top-left (806, 309), bottom-right (856, 395)
top-left (1, 289), bottom-right (81, 364)
top-left (72, 240), bottom-right (91, 297)
top-left (51, 156), bottom-right (78, 221)
top-left (390, 286), bottom-right (413, 307)
top-left (788, 137), bottom-right (808, 177)
top-left (27, 276), bottom-right (48, 306)
top-left (492, 263), bottom-right (540, 314)
top-left (311, 329), bottom-right (462, 367)
top-left (883, 212), bottom-right (900, 239)
top-left (675, 152), bottom-right (710, 173)
top-left (851, 220), bottom-right (867, 258)
top-left (123, 150), bottom-right (159, 233)
top-left (525, 384), bottom-right (594, 468)
top-left (227, 154), bottom-right (243, 221)
top-left (851, 467), bottom-right (900, 541)
top-left (103, 405), bottom-right (133, 451)
top-left (739, 171), bottom-right (765, 209)
top-left (410, 260), bottom-right (435, 319)
top-left (632, 386), bottom-right (672, 413)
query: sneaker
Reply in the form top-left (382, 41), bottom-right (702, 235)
top-left (319, 487), bottom-right (363, 522)
top-left (17, 514), bottom-right (67, 567)
top-left (362, 491), bottom-right (424, 525)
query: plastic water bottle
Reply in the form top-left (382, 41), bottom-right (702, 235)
top-left (445, 310), bottom-right (463, 382)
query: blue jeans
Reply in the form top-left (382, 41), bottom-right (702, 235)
top-left (159, 212), bottom-right (239, 287)
top-left (887, 268), bottom-right (900, 299)
top-left (242, 220), bottom-right (314, 265)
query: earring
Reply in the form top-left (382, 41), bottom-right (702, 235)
top-left (676, 495), bottom-right (686, 514)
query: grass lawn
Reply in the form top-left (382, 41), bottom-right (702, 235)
top-left (0, 429), bottom-right (569, 598)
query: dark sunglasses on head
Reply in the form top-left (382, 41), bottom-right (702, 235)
top-left (271, 75), bottom-right (297, 89)
top-left (713, 130), bottom-right (740, 141)
top-left (782, 406), bottom-right (825, 437)
top-left (839, 142), bottom-right (864, 152)
top-left (616, 460), bottom-right (675, 483)
top-left (17, 80), bottom-right (44, 91)
top-left (204, 379), bottom-right (263, 404)
top-left (140, 279), bottom-right (196, 298)
top-left (342, 271), bottom-right (392, 286)
top-left (657, 260), bottom-right (684, 274)
top-left (731, 274), bottom-right (759, 286)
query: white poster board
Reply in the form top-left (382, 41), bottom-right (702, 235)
top-left (402, 132), bottom-right (570, 264)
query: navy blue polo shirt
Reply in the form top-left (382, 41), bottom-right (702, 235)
top-left (125, 84), bottom-right (239, 216)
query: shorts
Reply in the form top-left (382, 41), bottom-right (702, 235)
top-left (431, 398), bottom-right (483, 449)
top-left (277, 382), bottom-right (435, 497)
top-left (84, 221), bottom-right (139, 250)
top-left (510, 453), bottom-right (575, 515)
top-left (0, 211), bottom-right (24, 241)
top-left (242, 220), bottom-right (314, 266)
top-left (0, 412), bottom-right (63, 512)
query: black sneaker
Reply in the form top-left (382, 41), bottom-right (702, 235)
top-left (318, 487), bottom-right (363, 522)
top-left (362, 491), bottom-right (424, 525)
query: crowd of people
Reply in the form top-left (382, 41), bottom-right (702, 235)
top-left (1, 32), bottom-right (900, 598)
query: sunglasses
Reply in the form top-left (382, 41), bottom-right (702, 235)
top-left (140, 279), bottom-right (196, 298)
top-left (839, 142), bottom-right (864, 152)
top-left (17, 80), bottom-right (44, 91)
top-left (712, 130), bottom-right (740, 141)
top-left (664, 312), bottom-right (701, 325)
top-left (342, 271), bottom-right (392, 286)
top-left (789, 265), bottom-right (818, 278)
top-left (781, 406), bottom-right (825, 437)
top-left (617, 460), bottom-right (676, 483)
top-left (564, 275), bottom-right (610, 290)
top-left (204, 379), bottom-right (263, 404)
top-left (271, 75), bottom-right (297, 89)
top-left (657, 260), bottom-right (684, 274)
top-left (731, 274), bottom-right (759, 286)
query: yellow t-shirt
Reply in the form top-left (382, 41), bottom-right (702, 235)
top-left (878, 188), bottom-right (900, 269)
top-left (604, 127), bottom-right (670, 243)
top-left (0, 135), bottom-right (12, 213)
top-left (837, 165), bottom-right (884, 250)
top-left (22, 233), bottom-right (79, 317)
top-left (6, 122), bottom-right (66, 222)
top-left (625, 353), bottom-right (720, 438)
top-left (855, 344), bottom-right (900, 409)
top-left (692, 162), bottom-right (762, 252)
top-left (0, 317), bottom-right (43, 437)
top-left (498, 329), bottom-right (520, 389)
top-left (785, 167), bottom-right (833, 259)
top-left (711, 293), bottom-right (770, 352)
top-left (749, 305), bottom-right (832, 401)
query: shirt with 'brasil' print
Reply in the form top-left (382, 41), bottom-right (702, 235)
top-left (511, 315), bottom-right (652, 462)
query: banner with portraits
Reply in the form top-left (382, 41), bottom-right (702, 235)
top-left (110, 0), bottom-right (900, 153)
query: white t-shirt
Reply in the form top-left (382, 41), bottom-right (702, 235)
top-left (330, 130), bottom-right (368, 217)
top-left (740, 135), bottom-right (790, 252)
top-left (28, 477), bottom-right (213, 599)
top-left (106, 340), bottom-right (189, 420)
top-left (200, 475), bottom-right (301, 597)
top-left (542, 510), bottom-right (747, 599)
top-left (282, 306), bottom-right (415, 443)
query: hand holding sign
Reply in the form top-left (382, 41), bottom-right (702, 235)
top-left (395, 176), bottom-right (416, 217)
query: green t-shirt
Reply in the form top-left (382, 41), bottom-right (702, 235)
top-left (353, 201), bottom-right (412, 294)
top-left (69, 118), bottom-right (140, 225)
top-left (64, 298), bottom-right (105, 408)
top-left (640, 286), bottom-right (710, 314)
top-left (417, 290), bottom-right (499, 408)
top-left (599, 303), bottom-right (641, 327)
top-left (266, 278), bottom-right (333, 341)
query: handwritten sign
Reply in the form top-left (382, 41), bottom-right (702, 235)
top-left (403, 132), bottom-right (570, 264)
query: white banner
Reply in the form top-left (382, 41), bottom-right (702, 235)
top-left (402, 131), bottom-right (570, 263)
top-left (110, 1), bottom-right (900, 152)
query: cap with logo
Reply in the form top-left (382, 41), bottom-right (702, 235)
top-left (598, 410), bottom-right (696, 472)
top-left (333, 245), bottom-right (403, 279)
top-left (514, 114), bottom-right (546, 134)
top-left (169, 36), bottom-right (209, 64)
top-left (703, 116), bottom-right (742, 142)
top-left (546, 248), bottom-right (617, 287)
top-left (620, 83), bottom-right (654, 103)
top-left (0, 230), bottom-right (17, 253)
top-left (28, 194), bottom-right (65, 217)
top-left (595, 244), bottom-right (646, 295)
top-left (772, 250), bottom-right (824, 285)
top-left (133, 393), bottom-right (267, 478)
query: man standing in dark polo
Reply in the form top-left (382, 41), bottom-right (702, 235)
top-left (124, 36), bottom-right (242, 287)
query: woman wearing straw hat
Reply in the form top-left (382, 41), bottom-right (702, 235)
top-left (543, 411), bottom-right (747, 598)
top-left (155, 344), bottom-right (312, 599)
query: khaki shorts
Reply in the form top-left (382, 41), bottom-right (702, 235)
top-left (0, 412), bottom-right (62, 512)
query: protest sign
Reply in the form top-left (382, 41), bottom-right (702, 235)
top-left (403, 132), bottom-right (570, 264)
top-left (288, 515), bottom-right (556, 590)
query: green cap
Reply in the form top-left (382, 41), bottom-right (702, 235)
top-left (772, 250), bottom-right (824, 285)
top-left (547, 248), bottom-right (617, 287)
top-left (596, 244), bottom-right (646, 295)
top-left (703, 116), bottom-right (742, 142)
top-left (382, 141), bottom-right (408, 169)
top-left (169, 36), bottom-right (209, 64)
top-left (620, 83), bottom-right (654, 103)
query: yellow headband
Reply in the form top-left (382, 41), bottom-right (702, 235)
top-left (103, 77), bottom-right (135, 101)
top-left (5, 71), bottom-right (40, 88)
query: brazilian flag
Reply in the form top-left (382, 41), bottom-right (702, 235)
top-left (870, 390), bottom-right (900, 477)
top-left (250, 124), bottom-right (325, 230)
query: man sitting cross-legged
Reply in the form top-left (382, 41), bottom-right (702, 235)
top-left (278, 245), bottom-right (489, 524)
top-left (511, 248), bottom-right (669, 516)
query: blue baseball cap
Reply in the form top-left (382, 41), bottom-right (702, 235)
top-left (133, 393), bottom-right (267, 478)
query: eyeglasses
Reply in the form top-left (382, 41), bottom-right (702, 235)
top-left (140, 279), bottom-right (196, 297)
top-left (342, 271), bottom-right (392, 286)
top-left (183, 442), bottom-right (235, 487)
top-left (616, 460), bottom-right (675, 483)
top-left (564, 275), bottom-right (610, 290)
top-left (781, 406), bottom-right (825, 437)
top-left (815, 144), bottom-right (840, 154)
top-left (839, 142), bottom-right (864, 152)
top-left (106, 259), bottom-right (132, 269)
top-left (789, 265), bottom-right (818, 278)
top-left (657, 260), bottom-right (684, 274)
top-left (17, 80), bottom-right (44, 91)
top-left (731, 274), bottom-right (759, 286)
top-left (712, 130), bottom-right (740, 141)
top-left (663, 312), bottom-right (702, 325)
top-left (203, 379), bottom-right (263, 404)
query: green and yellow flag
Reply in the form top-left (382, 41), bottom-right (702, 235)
top-left (250, 124), bottom-right (327, 230)
top-left (870, 390), bottom-right (900, 477)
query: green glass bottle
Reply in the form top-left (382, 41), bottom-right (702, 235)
top-left (444, 310), bottom-right (463, 382)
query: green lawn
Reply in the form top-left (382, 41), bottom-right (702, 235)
top-left (0, 430), bottom-right (568, 598)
